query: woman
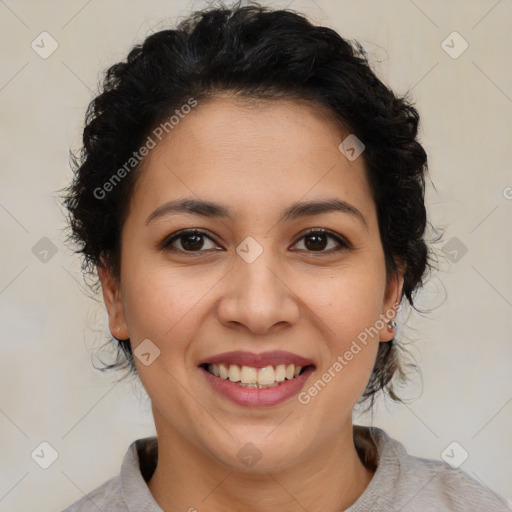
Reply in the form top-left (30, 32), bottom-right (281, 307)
top-left (59, 2), bottom-right (510, 510)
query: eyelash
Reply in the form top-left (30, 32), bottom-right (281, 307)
top-left (160, 228), bottom-right (351, 256)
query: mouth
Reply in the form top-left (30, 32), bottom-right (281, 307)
top-left (198, 351), bottom-right (316, 407)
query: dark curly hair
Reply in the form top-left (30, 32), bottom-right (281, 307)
top-left (60, 0), bottom-right (431, 407)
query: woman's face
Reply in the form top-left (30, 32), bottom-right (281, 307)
top-left (100, 95), bottom-right (402, 472)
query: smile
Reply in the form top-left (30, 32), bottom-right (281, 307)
top-left (198, 351), bottom-right (316, 407)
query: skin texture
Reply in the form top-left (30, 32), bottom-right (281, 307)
top-left (99, 95), bottom-right (403, 511)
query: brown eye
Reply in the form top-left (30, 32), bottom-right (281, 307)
top-left (180, 232), bottom-right (205, 251)
top-left (162, 229), bottom-right (219, 252)
top-left (304, 233), bottom-right (328, 251)
top-left (293, 229), bottom-right (350, 254)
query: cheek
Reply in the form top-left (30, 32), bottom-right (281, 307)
top-left (302, 266), bottom-right (385, 389)
top-left (120, 261), bottom-right (211, 355)
top-left (298, 275), bottom-right (383, 416)
top-left (305, 264), bottom-right (385, 338)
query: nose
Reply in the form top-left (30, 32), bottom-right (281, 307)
top-left (216, 248), bottom-right (300, 336)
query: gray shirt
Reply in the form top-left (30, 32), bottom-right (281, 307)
top-left (60, 426), bottom-right (510, 511)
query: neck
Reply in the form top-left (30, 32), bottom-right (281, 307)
top-left (147, 417), bottom-right (374, 512)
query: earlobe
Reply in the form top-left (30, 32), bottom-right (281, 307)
top-left (379, 268), bottom-right (405, 342)
top-left (98, 258), bottom-right (130, 340)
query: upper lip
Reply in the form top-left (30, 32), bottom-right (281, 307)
top-left (198, 350), bottom-right (315, 369)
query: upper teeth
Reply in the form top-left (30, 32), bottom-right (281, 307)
top-left (208, 363), bottom-right (303, 385)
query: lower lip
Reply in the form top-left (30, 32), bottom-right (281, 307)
top-left (200, 366), bottom-right (315, 407)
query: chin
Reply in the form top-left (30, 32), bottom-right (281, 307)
top-left (203, 430), bottom-right (308, 474)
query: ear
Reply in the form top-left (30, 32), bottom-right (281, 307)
top-left (379, 264), bottom-right (405, 342)
top-left (98, 255), bottom-right (129, 340)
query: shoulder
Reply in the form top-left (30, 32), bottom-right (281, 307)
top-left (59, 476), bottom-right (126, 511)
top-left (59, 436), bottom-right (159, 512)
top-left (351, 426), bottom-right (511, 512)
top-left (397, 454), bottom-right (509, 511)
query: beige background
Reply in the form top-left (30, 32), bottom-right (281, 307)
top-left (0, 0), bottom-right (511, 510)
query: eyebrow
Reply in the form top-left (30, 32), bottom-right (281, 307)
top-left (145, 197), bottom-right (367, 229)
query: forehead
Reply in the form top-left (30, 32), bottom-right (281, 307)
top-left (166, 94), bottom-right (348, 159)
top-left (130, 95), bottom-right (374, 222)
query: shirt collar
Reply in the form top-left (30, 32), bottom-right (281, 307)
top-left (120, 436), bottom-right (162, 511)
